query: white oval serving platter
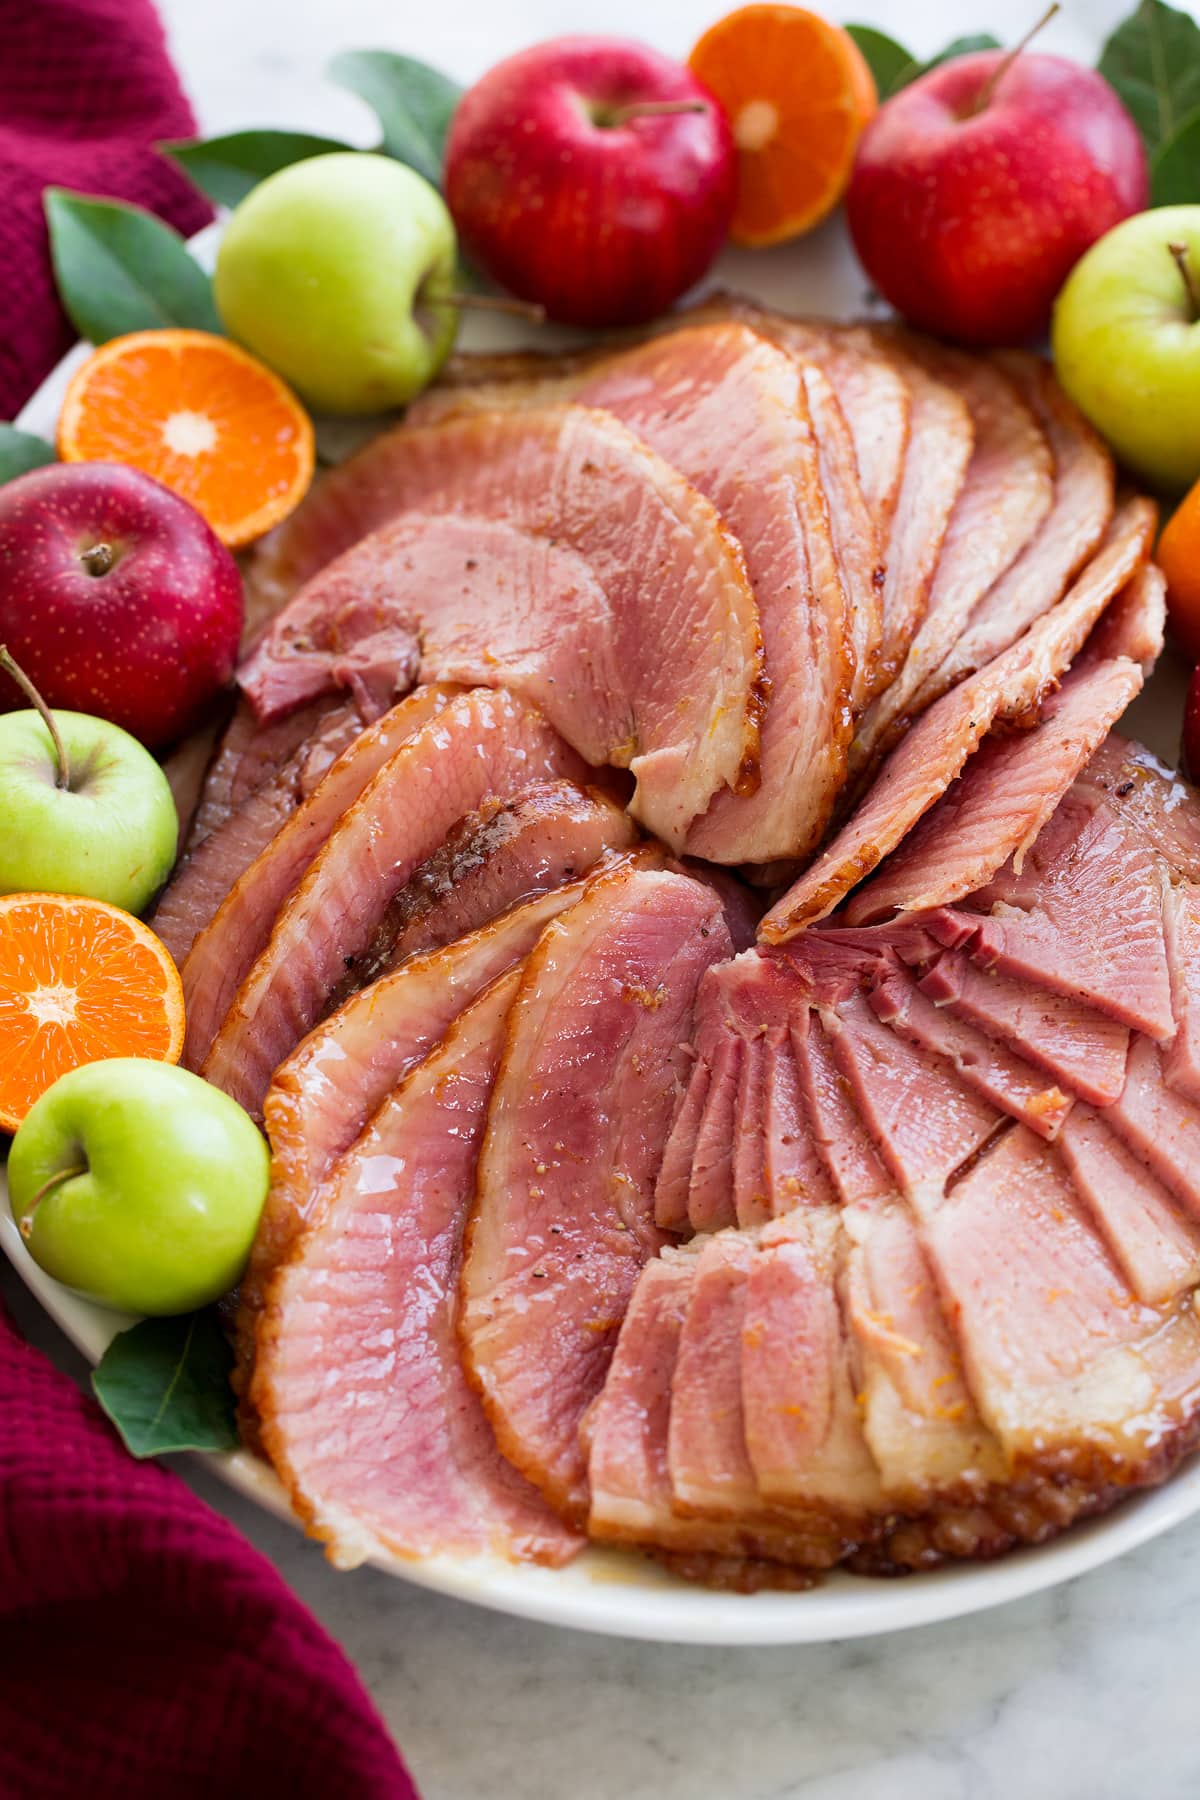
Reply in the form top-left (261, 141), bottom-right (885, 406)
top-left (3, 214), bottom-right (1198, 1644)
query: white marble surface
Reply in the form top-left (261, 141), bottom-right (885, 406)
top-left (12, 0), bottom-right (1200, 1793)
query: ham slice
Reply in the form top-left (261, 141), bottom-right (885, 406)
top-left (760, 497), bottom-right (1157, 937)
top-left (845, 327), bottom-right (973, 688)
top-left (1163, 882), bottom-right (1200, 1104)
top-left (1081, 735), bottom-right (1200, 883)
top-left (964, 790), bottom-right (1174, 1041)
top-left (460, 865), bottom-right (731, 1523)
top-left (183, 696), bottom-right (343, 850)
top-left (570, 322), bottom-right (853, 864)
top-left (741, 1212), bottom-right (885, 1520)
top-left (584, 1250), bottom-right (815, 1584)
top-left (1105, 1036), bottom-right (1200, 1222)
top-left (331, 780), bottom-right (636, 998)
top-left (847, 656), bottom-right (1145, 925)
top-left (906, 353), bottom-right (1113, 712)
top-left (153, 700), bottom-right (366, 969)
top-left (239, 407), bottom-right (765, 850)
top-left (919, 1124), bottom-right (1200, 1469)
top-left (748, 310), bottom-right (910, 544)
top-left (417, 309), bottom-right (886, 718)
top-left (664, 1227), bottom-right (879, 1567)
top-left (868, 960), bottom-right (1072, 1139)
top-left (850, 341), bottom-right (1053, 774)
top-left (201, 688), bottom-right (591, 1117)
top-left (839, 1194), bottom-right (1007, 1503)
top-left (252, 969), bottom-right (583, 1569)
top-left (1058, 1105), bottom-right (1200, 1307)
top-left (917, 951), bottom-right (1130, 1107)
top-left (313, 324), bottom-right (847, 861)
top-left (822, 992), bottom-right (1001, 1197)
top-left (237, 874), bottom-right (619, 1415)
top-left (181, 685), bottom-right (455, 1071)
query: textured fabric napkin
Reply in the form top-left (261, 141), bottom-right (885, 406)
top-left (0, 0), bottom-right (211, 417)
top-left (0, 4), bottom-right (420, 1793)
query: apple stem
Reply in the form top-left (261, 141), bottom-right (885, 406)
top-left (1169, 241), bottom-right (1200, 319)
top-left (19, 1163), bottom-right (88, 1239)
top-left (0, 643), bottom-right (71, 792)
top-left (970, 2), bottom-right (1060, 115)
top-left (605, 99), bottom-right (708, 127)
top-left (439, 291), bottom-right (548, 324)
top-left (80, 542), bottom-right (116, 577)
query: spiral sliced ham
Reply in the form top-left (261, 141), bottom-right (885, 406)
top-left (253, 969), bottom-right (583, 1569)
top-left (218, 305), bottom-right (1200, 1590)
top-left (460, 864), bottom-right (731, 1523)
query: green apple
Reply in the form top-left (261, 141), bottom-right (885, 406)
top-left (0, 708), bottom-right (177, 913)
top-left (8, 1058), bottom-right (270, 1315)
top-left (1052, 205), bottom-right (1200, 492)
top-left (214, 152), bottom-right (460, 414)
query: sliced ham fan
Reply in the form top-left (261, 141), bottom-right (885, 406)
top-left (460, 863), bottom-right (732, 1523)
top-left (253, 969), bottom-right (583, 1569)
top-left (217, 304), bottom-right (1198, 1590)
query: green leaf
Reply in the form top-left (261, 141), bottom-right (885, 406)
top-left (846, 25), bottom-right (1002, 101)
top-left (44, 190), bottom-right (221, 345)
top-left (1099, 0), bottom-right (1200, 157)
top-left (92, 1311), bottom-right (238, 1458)
top-left (0, 425), bottom-right (55, 485)
top-left (160, 129), bottom-right (357, 208)
top-left (846, 24), bottom-right (920, 98)
top-left (328, 50), bottom-right (462, 186)
top-left (1152, 104), bottom-right (1200, 203)
top-left (924, 33), bottom-right (1002, 70)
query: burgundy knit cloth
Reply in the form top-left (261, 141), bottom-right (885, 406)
top-left (0, 0), bottom-right (212, 416)
top-left (0, 5), bottom-right (420, 1794)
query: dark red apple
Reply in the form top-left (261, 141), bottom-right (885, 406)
top-left (444, 36), bottom-right (736, 327)
top-left (0, 462), bottom-right (242, 749)
top-left (846, 51), bottom-right (1148, 345)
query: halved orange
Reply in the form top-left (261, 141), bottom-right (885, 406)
top-left (0, 894), bottom-right (185, 1133)
top-left (57, 328), bottom-right (315, 549)
top-left (689, 5), bottom-right (877, 248)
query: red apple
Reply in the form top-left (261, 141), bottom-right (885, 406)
top-left (0, 462), bottom-right (242, 749)
top-left (444, 36), bottom-right (736, 327)
top-left (846, 51), bottom-right (1148, 346)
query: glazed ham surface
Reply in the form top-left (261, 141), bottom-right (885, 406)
top-left (188, 304), bottom-right (1200, 1586)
